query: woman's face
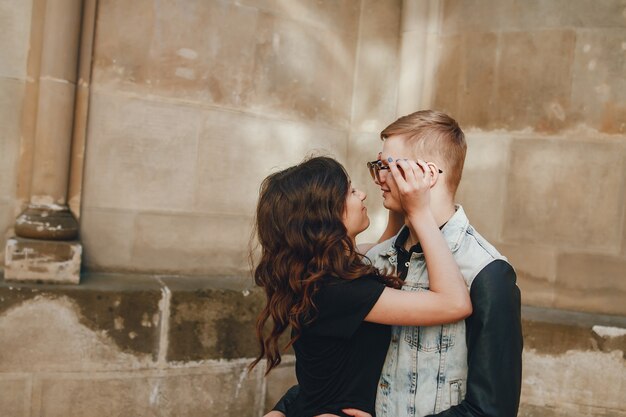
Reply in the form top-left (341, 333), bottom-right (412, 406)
top-left (343, 184), bottom-right (370, 239)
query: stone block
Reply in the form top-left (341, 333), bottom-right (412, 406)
top-left (401, 0), bottom-right (440, 33)
top-left (246, 12), bottom-right (357, 128)
top-left (397, 29), bottom-right (430, 114)
top-left (570, 29), bottom-right (626, 134)
top-left (264, 356), bottom-right (297, 412)
top-left (131, 212), bottom-right (253, 276)
top-left (441, 0), bottom-right (515, 34)
top-left (94, 0), bottom-right (259, 106)
top-left (431, 34), bottom-right (462, 118)
top-left (0, 376), bottom-right (29, 417)
top-left (4, 238), bottom-right (81, 284)
top-left (0, 77), bottom-right (24, 199)
top-left (80, 207), bottom-right (136, 271)
top-left (82, 92), bottom-right (202, 212)
top-left (0, 200), bottom-right (16, 267)
top-left (495, 30), bottom-right (576, 132)
top-left (458, 33), bottom-right (498, 128)
top-left (351, 33), bottom-right (401, 133)
top-left (360, 0), bottom-right (402, 34)
top-left (554, 253), bottom-right (626, 315)
top-left (456, 134), bottom-right (510, 242)
top-left (505, 0), bottom-right (626, 31)
top-left (0, 0), bottom-right (33, 78)
top-left (503, 138), bottom-right (625, 252)
top-left (164, 276), bottom-right (264, 362)
top-left (93, 0), bottom-right (357, 128)
top-left (38, 363), bottom-right (264, 417)
top-left (522, 350), bottom-right (625, 414)
top-left (441, 0), bottom-right (626, 33)
top-left (359, 0), bottom-right (402, 117)
top-left (592, 324), bottom-right (626, 355)
top-left (520, 307), bottom-right (626, 415)
top-left (497, 243), bottom-right (558, 308)
top-left (433, 32), bottom-right (499, 129)
top-left (519, 403), bottom-right (626, 417)
top-left (233, 0), bottom-right (360, 33)
top-left (623, 192), bottom-right (626, 257)
top-left (0, 274), bottom-right (162, 371)
top-left (194, 109), bottom-right (348, 216)
top-left (523, 316), bottom-right (597, 356)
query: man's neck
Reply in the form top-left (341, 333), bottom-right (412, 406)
top-left (403, 201), bottom-right (456, 249)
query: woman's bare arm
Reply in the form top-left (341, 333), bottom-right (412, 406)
top-left (365, 159), bottom-right (471, 326)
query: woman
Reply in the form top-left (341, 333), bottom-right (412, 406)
top-left (250, 156), bottom-right (471, 417)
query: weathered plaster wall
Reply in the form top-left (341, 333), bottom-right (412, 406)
top-left (1, 275), bottom-right (623, 417)
top-left (0, 0), bottom-right (33, 266)
top-left (425, 0), bottom-right (626, 316)
top-left (0, 275), bottom-right (274, 416)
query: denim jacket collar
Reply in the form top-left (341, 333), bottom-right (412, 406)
top-left (380, 205), bottom-right (469, 260)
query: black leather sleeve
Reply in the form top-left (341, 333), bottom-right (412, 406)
top-left (271, 384), bottom-right (300, 415)
top-left (428, 259), bottom-right (523, 417)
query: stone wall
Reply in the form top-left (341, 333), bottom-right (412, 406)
top-left (0, 274), bottom-right (279, 416)
top-left (1, 0), bottom-right (625, 416)
top-left (79, 0), bottom-right (403, 276)
top-left (1, 275), bottom-right (623, 417)
top-left (425, 0), bottom-right (626, 316)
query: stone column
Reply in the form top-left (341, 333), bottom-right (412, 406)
top-left (4, 0), bottom-right (87, 284)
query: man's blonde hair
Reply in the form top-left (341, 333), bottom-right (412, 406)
top-left (380, 110), bottom-right (467, 195)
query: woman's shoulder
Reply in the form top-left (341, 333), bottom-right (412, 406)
top-left (315, 273), bottom-right (384, 301)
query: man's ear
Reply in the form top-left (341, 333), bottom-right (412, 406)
top-left (426, 162), bottom-right (440, 188)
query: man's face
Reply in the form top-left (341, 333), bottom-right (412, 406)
top-left (377, 135), bottom-right (413, 213)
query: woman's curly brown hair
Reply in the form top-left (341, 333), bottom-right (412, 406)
top-left (249, 156), bottom-right (401, 375)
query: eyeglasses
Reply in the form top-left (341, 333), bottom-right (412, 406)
top-left (367, 159), bottom-right (443, 184)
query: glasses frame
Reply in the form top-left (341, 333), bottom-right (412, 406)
top-left (367, 159), bottom-right (443, 183)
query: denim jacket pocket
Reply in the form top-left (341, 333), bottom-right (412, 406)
top-left (403, 322), bottom-right (457, 352)
top-left (400, 283), bottom-right (457, 352)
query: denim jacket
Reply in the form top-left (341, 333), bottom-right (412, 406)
top-left (368, 206), bottom-right (509, 417)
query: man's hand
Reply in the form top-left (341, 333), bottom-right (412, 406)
top-left (263, 412), bottom-right (286, 417)
top-left (342, 409), bottom-right (372, 417)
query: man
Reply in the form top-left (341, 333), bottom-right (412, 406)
top-left (268, 110), bottom-right (523, 417)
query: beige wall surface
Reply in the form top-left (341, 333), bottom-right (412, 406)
top-left (428, 0), bottom-right (626, 315)
top-left (2, 0), bottom-right (624, 315)
top-left (0, 0), bottom-right (33, 265)
top-left (1, 0), bottom-right (624, 310)
top-left (80, 0), bottom-right (403, 276)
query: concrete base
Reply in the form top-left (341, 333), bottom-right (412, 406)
top-left (0, 273), bottom-right (623, 416)
top-left (4, 237), bottom-right (82, 284)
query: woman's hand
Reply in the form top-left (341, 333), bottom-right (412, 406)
top-left (263, 412), bottom-right (286, 417)
top-left (387, 158), bottom-right (432, 217)
top-left (342, 409), bottom-right (372, 417)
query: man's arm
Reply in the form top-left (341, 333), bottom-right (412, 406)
top-left (264, 384), bottom-right (299, 417)
top-left (428, 259), bottom-right (523, 417)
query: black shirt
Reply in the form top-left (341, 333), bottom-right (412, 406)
top-left (394, 224), bottom-right (445, 281)
top-left (290, 275), bottom-right (389, 417)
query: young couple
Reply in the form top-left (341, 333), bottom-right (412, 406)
top-left (250, 110), bottom-right (523, 417)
